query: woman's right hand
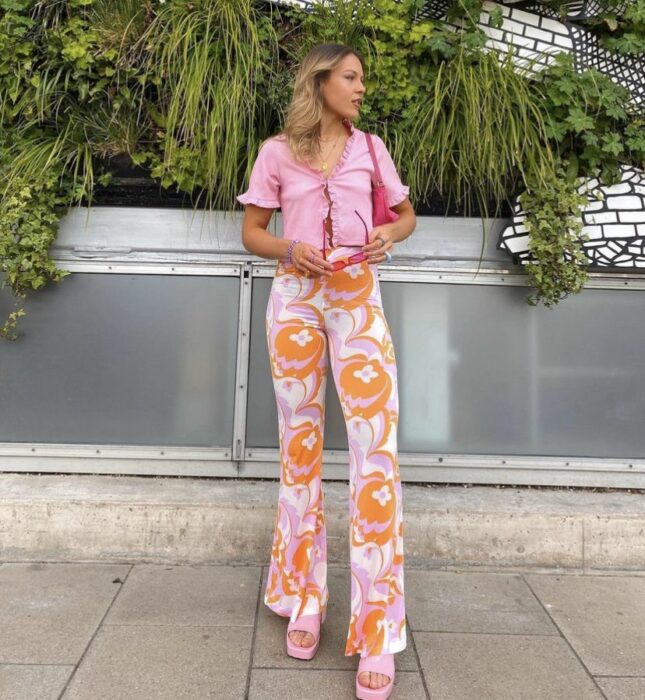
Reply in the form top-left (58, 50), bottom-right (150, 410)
top-left (291, 242), bottom-right (333, 277)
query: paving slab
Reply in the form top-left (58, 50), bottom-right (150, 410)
top-left (525, 573), bottom-right (645, 676)
top-left (0, 664), bottom-right (72, 700)
top-left (595, 677), bottom-right (645, 699)
top-left (105, 564), bottom-right (260, 627)
top-left (1, 560), bottom-right (644, 700)
top-left (248, 669), bottom-right (426, 700)
top-left (405, 570), bottom-right (558, 634)
top-left (414, 632), bottom-right (604, 699)
top-left (0, 563), bottom-right (129, 664)
top-left (62, 624), bottom-right (251, 699)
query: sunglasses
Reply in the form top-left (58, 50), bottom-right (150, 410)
top-left (320, 210), bottom-right (371, 272)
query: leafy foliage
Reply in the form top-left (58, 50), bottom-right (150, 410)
top-left (520, 160), bottom-right (591, 308)
top-left (531, 53), bottom-right (645, 183)
top-left (1, 0), bottom-right (644, 338)
top-left (0, 144), bottom-right (74, 339)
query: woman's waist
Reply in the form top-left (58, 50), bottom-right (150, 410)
top-left (283, 233), bottom-right (367, 249)
top-left (277, 244), bottom-right (371, 273)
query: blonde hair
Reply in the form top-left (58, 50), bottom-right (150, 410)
top-left (265, 43), bottom-right (365, 164)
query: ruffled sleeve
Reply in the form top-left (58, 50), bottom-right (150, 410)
top-left (236, 139), bottom-right (281, 208)
top-left (372, 135), bottom-right (410, 208)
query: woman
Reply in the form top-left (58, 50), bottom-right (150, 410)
top-left (237, 43), bottom-right (416, 700)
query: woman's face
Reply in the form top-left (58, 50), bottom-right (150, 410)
top-left (320, 54), bottom-right (365, 121)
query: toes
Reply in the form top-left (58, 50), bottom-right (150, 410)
top-left (374, 673), bottom-right (389, 689)
top-left (357, 671), bottom-right (390, 689)
top-left (288, 630), bottom-right (314, 648)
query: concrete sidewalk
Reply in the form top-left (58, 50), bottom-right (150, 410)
top-left (0, 562), bottom-right (644, 699)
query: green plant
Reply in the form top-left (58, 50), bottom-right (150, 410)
top-left (129, 0), bottom-right (280, 209)
top-left (401, 40), bottom-right (557, 213)
top-left (532, 52), bottom-right (645, 183)
top-left (0, 159), bottom-right (76, 340)
top-left (0, 0), bottom-right (279, 337)
top-left (514, 50), bottom-right (645, 307)
top-left (599, 0), bottom-right (645, 56)
top-left (1, 0), bottom-right (140, 179)
top-left (518, 159), bottom-right (591, 308)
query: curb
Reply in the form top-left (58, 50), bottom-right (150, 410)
top-left (2, 474), bottom-right (645, 570)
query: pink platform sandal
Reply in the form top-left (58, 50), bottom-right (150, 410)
top-left (355, 653), bottom-right (395, 700)
top-left (286, 609), bottom-right (327, 660)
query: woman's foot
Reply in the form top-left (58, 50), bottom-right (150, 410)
top-left (355, 653), bottom-right (395, 699)
top-left (285, 610), bottom-right (325, 660)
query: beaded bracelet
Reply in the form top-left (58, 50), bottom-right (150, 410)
top-left (286, 239), bottom-right (300, 265)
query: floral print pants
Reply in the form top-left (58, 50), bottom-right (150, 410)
top-left (264, 245), bottom-right (406, 658)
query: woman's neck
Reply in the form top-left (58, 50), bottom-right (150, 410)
top-left (319, 116), bottom-right (347, 142)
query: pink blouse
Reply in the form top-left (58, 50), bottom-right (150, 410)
top-left (236, 118), bottom-right (410, 250)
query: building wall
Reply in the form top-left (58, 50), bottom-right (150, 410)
top-left (2, 206), bottom-right (645, 487)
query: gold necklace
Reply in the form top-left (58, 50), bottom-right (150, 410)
top-left (317, 127), bottom-right (344, 173)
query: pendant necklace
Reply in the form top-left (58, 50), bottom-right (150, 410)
top-left (318, 127), bottom-right (344, 173)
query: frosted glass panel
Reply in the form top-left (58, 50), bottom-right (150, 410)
top-left (0, 273), bottom-right (239, 447)
top-left (247, 276), bottom-right (645, 459)
top-left (246, 277), bottom-right (351, 451)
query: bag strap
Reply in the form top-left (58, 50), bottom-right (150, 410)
top-left (364, 132), bottom-right (384, 187)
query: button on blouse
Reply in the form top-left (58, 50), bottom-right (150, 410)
top-left (236, 119), bottom-right (409, 249)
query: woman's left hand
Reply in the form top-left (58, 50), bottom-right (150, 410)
top-left (362, 225), bottom-right (394, 264)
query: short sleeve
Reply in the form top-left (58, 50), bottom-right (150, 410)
top-left (236, 139), bottom-right (280, 208)
top-left (372, 135), bottom-right (410, 208)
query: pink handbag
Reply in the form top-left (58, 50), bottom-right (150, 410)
top-left (365, 132), bottom-right (400, 226)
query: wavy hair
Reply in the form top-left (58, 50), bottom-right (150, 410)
top-left (268, 43), bottom-right (365, 165)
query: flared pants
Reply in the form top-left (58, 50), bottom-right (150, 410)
top-left (264, 244), bottom-right (406, 657)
